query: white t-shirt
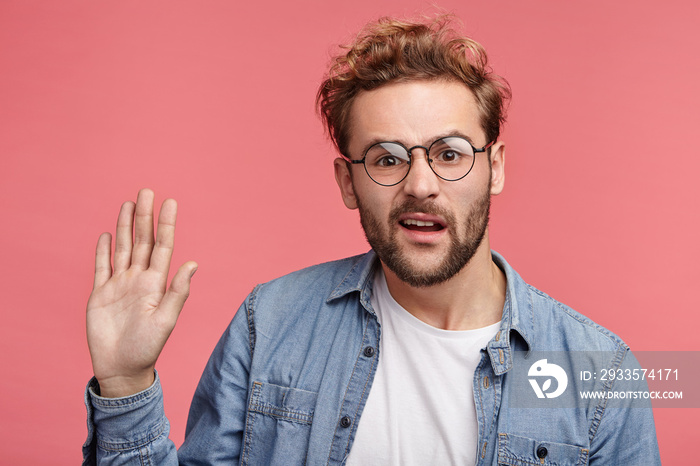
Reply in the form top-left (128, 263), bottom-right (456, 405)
top-left (346, 268), bottom-right (500, 466)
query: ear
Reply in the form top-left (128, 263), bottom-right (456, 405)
top-left (489, 141), bottom-right (505, 195)
top-left (334, 157), bottom-right (358, 209)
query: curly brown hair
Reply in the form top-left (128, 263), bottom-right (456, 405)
top-left (317, 15), bottom-right (511, 157)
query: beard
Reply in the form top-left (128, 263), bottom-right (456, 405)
top-left (357, 185), bottom-right (491, 288)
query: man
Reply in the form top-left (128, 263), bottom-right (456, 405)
top-left (83, 15), bottom-right (661, 465)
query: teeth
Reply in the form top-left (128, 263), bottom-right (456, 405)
top-left (402, 219), bottom-right (435, 227)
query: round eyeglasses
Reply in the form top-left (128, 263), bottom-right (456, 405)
top-left (349, 136), bottom-right (493, 186)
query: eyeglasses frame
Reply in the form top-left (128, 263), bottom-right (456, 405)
top-left (347, 136), bottom-right (494, 187)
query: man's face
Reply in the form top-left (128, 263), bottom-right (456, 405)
top-left (334, 80), bottom-right (505, 288)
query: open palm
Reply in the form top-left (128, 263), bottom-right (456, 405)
top-left (86, 189), bottom-right (197, 398)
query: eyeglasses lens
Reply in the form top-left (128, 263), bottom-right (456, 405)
top-left (428, 137), bottom-right (476, 181)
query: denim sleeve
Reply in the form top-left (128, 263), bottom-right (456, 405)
top-left (589, 350), bottom-right (661, 465)
top-left (82, 372), bottom-right (178, 465)
top-left (178, 295), bottom-right (254, 463)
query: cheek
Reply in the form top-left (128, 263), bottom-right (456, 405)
top-left (367, 198), bottom-right (394, 223)
top-left (451, 185), bottom-right (489, 218)
top-left (355, 184), bottom-right (397, 213)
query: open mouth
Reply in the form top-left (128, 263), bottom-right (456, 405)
top-left (399, 218), bottom-right (445, 232)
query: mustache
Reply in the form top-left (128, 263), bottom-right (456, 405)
top-left (388, 199), bottom-right (454, 225)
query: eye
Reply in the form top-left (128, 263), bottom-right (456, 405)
top-left (366, 142), bottom-right (409, 169)
top-left (435, 149), bottom-right (463, 163)
top-left (376, 155), bottom-right (403, 167)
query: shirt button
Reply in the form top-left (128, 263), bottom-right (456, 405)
top-left (363, 346), bottom-right (375, 357)
top-left (340, 416), bottom-right (352, 428)
top-left (537, 446), bottom-right (548, 459)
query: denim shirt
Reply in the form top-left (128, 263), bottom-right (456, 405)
top-left (83, 250), bottom-right (661, 465)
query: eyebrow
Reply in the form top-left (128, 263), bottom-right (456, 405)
top-left (356, 130), bottom-right (479, 156)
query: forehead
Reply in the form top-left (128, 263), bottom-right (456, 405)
top-left (347, 80), bottom-right (484, 153)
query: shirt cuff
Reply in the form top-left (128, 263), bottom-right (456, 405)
top-left (85, 371), bottom-right (169, 452)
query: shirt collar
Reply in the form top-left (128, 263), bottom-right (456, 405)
top-left (327, 249), bottom-right (534, 373)
top-left (326, 250), bottom-right (379, 314)
top-left (487, 250), bottom-right (533, 374)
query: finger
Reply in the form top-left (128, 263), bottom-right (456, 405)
top-left (93, 232), bottom-right (113, 290)
top-left (114, 201), bottom-right (135, 273)
top-left (158, 261), bottom-right (198, 327)
top-left (150, 198), bottom-right (178, 276)
top-left (131, 188), bottom-right (155, 270)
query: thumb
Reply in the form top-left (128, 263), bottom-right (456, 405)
top-left (159, 261), bottom-right (198, 326)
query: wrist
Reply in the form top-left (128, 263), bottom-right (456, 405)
top-left (95, 371), bottom-right (156, 398)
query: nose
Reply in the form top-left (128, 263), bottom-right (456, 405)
top-left (402, 148), bottom-right (440, 200)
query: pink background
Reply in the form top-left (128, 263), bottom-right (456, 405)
top-left (1, 1), bottom-right (698, 463)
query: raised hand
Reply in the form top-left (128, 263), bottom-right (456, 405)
top-left (87, 189), bottom-right (198, 398)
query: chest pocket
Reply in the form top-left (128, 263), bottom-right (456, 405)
top-left (242, 381), bottom-right (318, 465)
top-left (497, 433), bottom-right (589, 466)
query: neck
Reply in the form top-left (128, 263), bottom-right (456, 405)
top-left (381, 238), bottom-right (506, 331)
